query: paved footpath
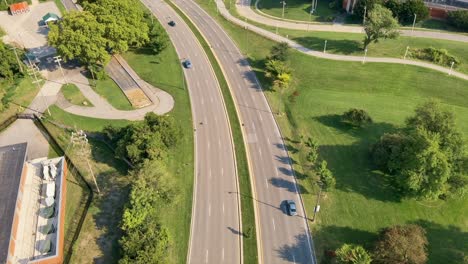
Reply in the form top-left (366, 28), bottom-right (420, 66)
top-left (217, 0), bottom-right (468, 80)
top-left (239, 0), bottom-right (468, 43)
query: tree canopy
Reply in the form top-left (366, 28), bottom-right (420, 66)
top-left (342, 108), bottom-right (373, 127)
top-left (265, 59), bottom-right (292, 90)
top-left (0, 41), bottom-right (23, 82)
top-left (363, 4), bottom-right (400, 49)
top-left (336, 244), bottom-right (372, 264)
top-left (371, 101), bottom-right (467, 199)
top-left (373, 224), bottom-right (428, 264)
top-left (84, 0), bottom-right (149, 53)
top-left (269, 42), bottom-right (290, 62)
top-left (48, 11), bottom-right (110, 66)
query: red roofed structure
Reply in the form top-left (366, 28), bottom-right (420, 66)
top-left (9, 1), bottom-right (30, 15)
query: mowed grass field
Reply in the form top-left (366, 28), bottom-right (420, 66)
top-left (256, 0), bottom-right (338, 22)
top-left (197, 1), bottom-right (468, 262)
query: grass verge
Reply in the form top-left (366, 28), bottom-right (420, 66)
top-left (123, 15), bottom-right (194, 263)
top-left (256, 0), bottom-right (338, 22)
top-left (53, 0), bottom-right (67, 14)
top-left (166, 1), bottom-right (258, 263)
top-left (93, 77), bottom-right (134, 110)
top-left (195, 1), bottom-right (468, 262)
top-left (0, 77), bottom-right (41, 123)
top-left (61, 83), bottom-right (93, 107)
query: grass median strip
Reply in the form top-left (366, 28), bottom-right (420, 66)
top-left (166, 1), bottom-right (258, 263)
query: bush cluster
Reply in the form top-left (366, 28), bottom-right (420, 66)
top-left (447, 10), bottom-right (468, 31)
top-left (354, 0), bottom-right (429, 25)
top-left (408, 47), bottom-right (461, 67)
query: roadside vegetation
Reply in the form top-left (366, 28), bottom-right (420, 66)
top-left (0, 39), bottom-right (41, 124)
top-left (92, 77), bottom-right (133, 110)
top-left (45, 1), bottom-right (193, 262)
top-left (61, 83), bottom-right (93, 107)
top-left (197, 1), bottom-right (468, 262)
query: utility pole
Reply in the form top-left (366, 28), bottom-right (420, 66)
top-left (411, 13), bottom-right (417, 36)
top-left (363, 5), bottom-right (367, 25)
top-left (449, 61), bottom-right (455, 76)
top-left (10, 46), bottom-right (23, 73)
top-left (71, 130), bottom-right (100, 194)
top-left (404, 46), bottom-right (409, 60)
top-left (281, 1), bottom-right (286, 18)
top-left (362, 48), bottom-right (368, 64)
top-left (27, 63), bottom-right (51, 116)
top-left (53, 55), bottom-right (68, 85)
top-left (312, 182), bottom-right (322, 222)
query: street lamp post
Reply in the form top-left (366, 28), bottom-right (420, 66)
top-left (281, 1), bottom-right (286, 18)
top-left (363, 5), bottom-right (367, 25)
top-left (312, 182), bottom-right (323, 222)
top-left (404, 46), bottom-right (409, 60)
top-left (449, 61), bottom-right (455, 75)
top-left (362, 48), bottom-right (368, 64)
top-left (323, 40), bottom-right (327, 53)
top-left (411, 13), bottom-right (417, 35)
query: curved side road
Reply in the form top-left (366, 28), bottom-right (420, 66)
top-left (220, 0), bottom-right (468, 80)
top-left (143, 0), bottom-right (242, 263)
top-left (171, 0), bottom-right (316, 263)
top-left (241, 0), bottom-right (468, 43)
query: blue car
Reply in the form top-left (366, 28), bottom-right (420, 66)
top-left (285, 200), bottom-right (297, 216)
top-left (183, 59), bottom-right (192, 69)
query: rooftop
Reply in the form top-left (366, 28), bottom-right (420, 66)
top-left (9, 1), bottom-right (29, 13)
top-left (0, 143), bottom-right (27, 264)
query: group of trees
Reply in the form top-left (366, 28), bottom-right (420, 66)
top-left (104, 113), bottom-right (181, 263)
top-left (371, 101), bottom-right (467, 199)
top-left (354, 0), bottom-right (428, 25)
top-left (335, 224), bottom-right (428, 264)
top-left (48, 0), bottom-right (168, 69)
top-left (0, 40), bottom-right (25, 112)
top-left (447, 10), bottom-right (468, 31)
top-left (264, 42), bottom-right (292, 91)
top-left (303, 137), bottom-right (336, 191)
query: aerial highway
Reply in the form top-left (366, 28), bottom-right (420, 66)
top-left (170, 0), bottom-right (316, 263)
top-left (142, 0), bottom-right (242, 262)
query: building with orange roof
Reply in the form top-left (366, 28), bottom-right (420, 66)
top-left (9, 1), bottom-right (30, 15)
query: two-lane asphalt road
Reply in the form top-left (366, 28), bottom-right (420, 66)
top-left (142, 1), bottom-right (242, 262)
top-left (171, 0), bottom-right (316, 263)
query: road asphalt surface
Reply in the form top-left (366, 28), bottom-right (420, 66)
top-left (171, 0), bottom-right (316, 263)
top-left (244, 0), bottom-right (468, 43)
top-left (143, 0), bottom-right (242, 263)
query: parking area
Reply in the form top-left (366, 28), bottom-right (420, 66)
top-left (0, 1), bottom-right (60, 49)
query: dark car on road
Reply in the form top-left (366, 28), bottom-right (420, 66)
top-left (168, 20), bottom-right (176, 27)
top-left (183, 59), bottom-right (192, 69)
top-left (284, 200), bottom-right (297, 216)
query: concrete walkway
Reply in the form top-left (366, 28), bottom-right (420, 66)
top-left (239, 0), bottom-right (468, 43)
top-left (217, 0), bottom-right (468, 80)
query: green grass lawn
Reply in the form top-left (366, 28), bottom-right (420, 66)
top-left (256, 0), bottom-right (339, 22)
top-left (61, 83), bottom-right (93, 107)
top-left (93, 77), bottom-right (134, 110)
top-left (197, 1), bottom-right (468, 262)
top-left (0, 77), bottom-right (41, 124)
top-left (123, 30), bottom-right (194, 264)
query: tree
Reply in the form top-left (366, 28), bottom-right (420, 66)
top-left (363, 4), bottom-right (399, 50)
top-left (84, 0), bottom-right (149, 53)
top-left (398, 0), bottom-right (429, 25)
top-left (353, 0), bottom-right (383, 22)
top-left (0, 41), bottom-right (23, 82)
top-left (318, 160), bottom-right (336, 190)
top-left (342, 108), bottom-right (373, 127)
top-left (264, 59), bottom-right (292, 89)
top-left (447, 10), bottom-right (468, 31)
top-left (147, 22), bottom-right (169, 55)
top-left (304, 137), bottom-right (319, 165)
top-left (374, 224), bottom-right (428, 264)
top-left (336, 244), bottom-right (372, 264)
top-left (269, 42), bottom-right (290, 62)
top-left (48, 11), bottom-right (110, 66)
top-left (119, 161), bottom-right (175, 264)
top-left (371, 132), bottom-right (407, 172)
top-left (383, 0), bottom-right (401, 18)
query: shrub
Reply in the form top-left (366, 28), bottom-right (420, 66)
top-left (318, 160), bottom-right (336, 190)
top-left (398, 0), bottom-right (429, 24)
top-left (408, 47), bottom-right (461, 67)
top-left (342, 108), bottom-right (372, 127)
top-left (447, 10), bottom-right (468, 31)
